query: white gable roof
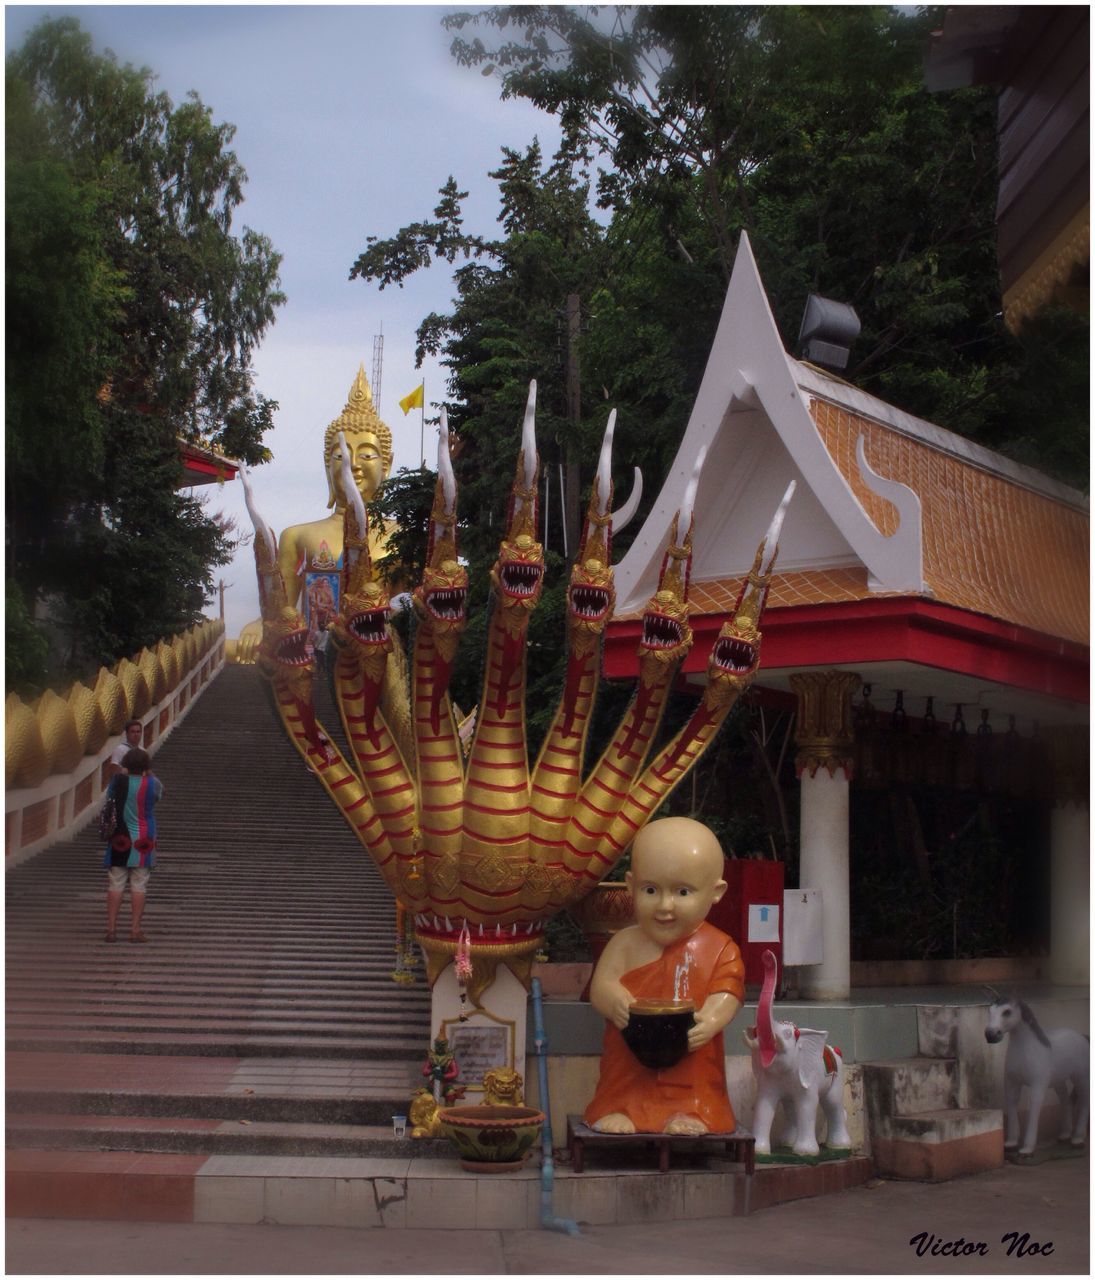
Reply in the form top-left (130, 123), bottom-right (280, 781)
top-left (615, 232), bottom-right (928, 614)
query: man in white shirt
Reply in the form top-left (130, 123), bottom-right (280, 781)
top-left (313, 622), bottom-right (330, 675)
top-left (108, 720), bottom-right (143, 779)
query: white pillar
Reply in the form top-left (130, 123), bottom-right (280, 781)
top-left (1050, 802), bottom-right (1089, 986)
top-left (790, 671), bottom-right (860, 1002)
top-left (798, 768), bottom-right (851, 999)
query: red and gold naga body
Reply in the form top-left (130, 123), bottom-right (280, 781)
top-left (242, 383), bottom-right (793, 995)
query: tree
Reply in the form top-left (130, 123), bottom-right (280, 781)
top-left (351, 3), bottom-right (1086, 865)
top-left (442, 5), bottom-right (1087, 483)
top-left (6, 18), bottom-right (285, 685)
top-left (353, 141), bottom-right (609, 734)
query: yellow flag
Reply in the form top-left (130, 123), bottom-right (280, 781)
top-left (399, 383), bottom-right (424, 415)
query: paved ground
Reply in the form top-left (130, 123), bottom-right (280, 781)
top-left (6, 1153), bottom-right (1087, 1275)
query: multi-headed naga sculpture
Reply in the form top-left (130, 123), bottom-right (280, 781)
top-left (242, 382), bottom-right (793, 1000)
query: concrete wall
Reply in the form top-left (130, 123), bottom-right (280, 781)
top-left (918, 995), bottom-right (1090, 1110)
top-left (527, 990), bottom-right (1089, 1155)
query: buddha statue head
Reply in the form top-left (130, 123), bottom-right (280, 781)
top-left (323, 366), bottom-right (394, 510)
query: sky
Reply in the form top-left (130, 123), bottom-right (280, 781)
top-left (5, 3), bottom-right (565, 635)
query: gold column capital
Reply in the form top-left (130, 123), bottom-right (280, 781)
top-left (790, 670), bottom-right (860, 779)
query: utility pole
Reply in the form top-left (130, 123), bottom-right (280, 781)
top-left (564, 293), bottom-right (582, 557)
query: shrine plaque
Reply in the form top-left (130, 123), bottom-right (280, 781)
top-left (446, 1023), bottom-right (510, 1084)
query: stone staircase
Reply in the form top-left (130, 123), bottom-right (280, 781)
top-left (6, 664), bottom-right (437, 1163)
top-left (861, 1001), bottom-right (1004, 1181)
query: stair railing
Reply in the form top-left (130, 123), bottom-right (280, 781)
top-left (5, 620), bottom-right (226, 868)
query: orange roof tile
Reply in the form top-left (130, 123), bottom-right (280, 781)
top-left (618, 405), bottom-right (1088, 648)
top-left (617, 567), bottom-right (893, 621)
top-left (686, 568), bottom-right (884, 615)
top-left (810, 400), bottom-right (1088, 645)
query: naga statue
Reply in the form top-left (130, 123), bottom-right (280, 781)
top-left (240, 380), bottom-right (792, 1004)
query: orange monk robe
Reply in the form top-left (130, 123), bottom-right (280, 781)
top-left (584, 922), bottom-right (745, 1133)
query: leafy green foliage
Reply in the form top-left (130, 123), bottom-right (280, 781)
top-left (351, 178), bottom-right (489, 299)
top-left (440, 5), bottom-right (1086, 485)
top-left (5, 582), bottom-right (50, 698)
top-left (353, 139), bottom-right (612, 732)
top-left (349, 4), bottom-right (1087, 875)
top-left (368, 466), bottom-right (437, 593)
top-left (6, 18), bottom-right (285, 688)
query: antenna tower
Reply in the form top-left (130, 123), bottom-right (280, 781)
top-left (371, 329), bottom-right (384, 411)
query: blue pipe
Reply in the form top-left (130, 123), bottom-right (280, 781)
top-left (530, 977), bottom-right (580, 1236)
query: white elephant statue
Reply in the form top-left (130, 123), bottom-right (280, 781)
top-left (743, 949), bottom-right (851, 1157)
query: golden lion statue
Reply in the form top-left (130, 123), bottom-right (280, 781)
top-left (409, 1090), bottom-right (442, 1138)
top-left (482, 1066), bottom-right (524, 1106)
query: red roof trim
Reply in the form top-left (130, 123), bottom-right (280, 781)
top-left (182, 455), bottom-right (237, 478)
top-left (605, 598), bottom-right (1089, 704)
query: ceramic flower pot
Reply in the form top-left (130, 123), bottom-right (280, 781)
top-left (621, 998), bottom-right (696, 1070)
top-left (437, 1104), bottom-right (545, 1173)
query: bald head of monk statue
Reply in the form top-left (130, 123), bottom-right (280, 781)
top-left (626, 817), bottom-right (728, 949)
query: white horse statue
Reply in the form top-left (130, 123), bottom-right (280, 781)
top-left (984, 993), bottom-right (1089, 1157)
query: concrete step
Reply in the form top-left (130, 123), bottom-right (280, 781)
top-left (7, 1014), bottom-right (429, 1038)
top-left (6, 1114), bottom-right (452, 1159)
top-left (6, 973), bottom-right (430, 998)
top-left (860, 1057), bottom-right (958, 1121)
top-left (7, 990), bottom-right (430, 1013)
top-left (5, 1146), bottom-right (873, 1227)
top-left (860, 1060), bottom-right (1004, 1182)
top-left (888, 1107), bottom-right (1003, 1143)
top-left (7, 1048), bottom-right (429, 1136)
top-left (6, 1030), bottom-right (426, 1058)
top-left (5, 667), bottom-right (443, 1187)
top-left (5, 1087), bottom-right (417, 1123)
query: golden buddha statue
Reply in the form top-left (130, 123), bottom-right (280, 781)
top-left (236, 366), bottom-right (394, 663)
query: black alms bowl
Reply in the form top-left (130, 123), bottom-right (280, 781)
top-left (621, 998), bottom-right (695, 1070)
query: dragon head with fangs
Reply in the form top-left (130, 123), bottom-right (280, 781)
top-left (414, 559), bottom-right (468, 651)
top-left (568, 560), bottom-right (614, 637)
top-left (256, 604), bottom-right (330, 755)
top-left (259, 606), bottom-right (314, 680)
top-left (567, 474), bottom-right (616, 652)
top-left (639, 588), bottom-right (694, 666)
top-left (493, 533), bottom-right (545, 618)
top-left (337, 579), bottom-right (392, 654)
top-left (699, 617), bottom-right (762, 715)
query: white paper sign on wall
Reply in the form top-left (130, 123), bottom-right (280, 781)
top-left (783, 889), bottom-right (824, 965)
top-left (748, 902), bottom-right (780, 943)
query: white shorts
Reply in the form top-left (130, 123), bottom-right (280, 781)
top-left (107, 866), bottom-right (151, 893)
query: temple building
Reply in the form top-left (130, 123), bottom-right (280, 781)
top-left (606, 233), bottom-right (1088, 998)
top-left (178, 439), bottom-right (239, 487)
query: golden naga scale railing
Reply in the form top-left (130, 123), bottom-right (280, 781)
top-left (242, 382), bottom-right (793, 997)
top-left (6, 619), bottom-right (226, 861)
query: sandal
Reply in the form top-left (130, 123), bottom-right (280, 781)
top-left (104, 931), bottom-right (117, 944)
top-left (130, 931), bottom-right (148, 943)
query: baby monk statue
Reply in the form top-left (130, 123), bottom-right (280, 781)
top-left (584, 816), bottom-right (745, 1136)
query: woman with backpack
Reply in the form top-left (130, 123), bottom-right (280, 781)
top-left (101, 747), bottom-right (163, 943)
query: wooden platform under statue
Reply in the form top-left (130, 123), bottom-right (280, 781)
top-left (567, 1115), bottom-right (755, 1184)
